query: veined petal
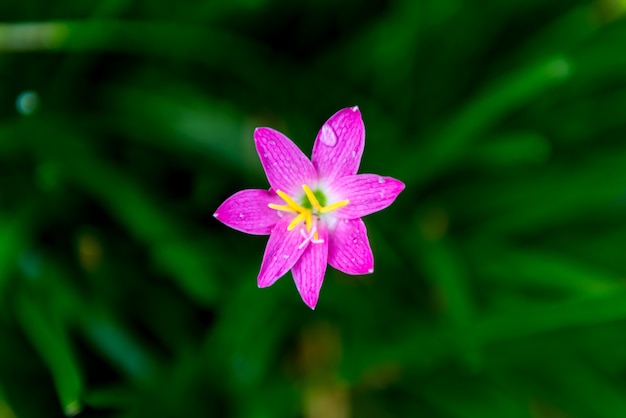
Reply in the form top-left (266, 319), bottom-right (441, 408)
top-left (258, 216), bottom-right (309, 288)
top-left (255, 127), bottom-right (317, 194)
top-left (328, 218), bottom-right (374, 275)
top-left (292, 223), bottom-right (328, 309)
top-left (214, 189), bottom-right (282, 235)
top-left (330, 174), bottom-right (405, 219)
top-left (312, 107), bottom-right (365, 184)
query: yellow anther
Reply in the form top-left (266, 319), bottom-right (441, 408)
top-left (288, 211), bottom-right (308, 231)
top-left (267, 203), bottom-right (297, 212)
top-left (302, 184), bottom-right (349, 214)
top-left (305, 209), bottom-right (312, 232)
top-left (302, 185), bottom-right (323, 211)
top-left (269, 185), bottom-right (349, 233)
top-left (275, 190), bottom-right (307, 213)
top-left (319, 199), bottom-right (349, 213)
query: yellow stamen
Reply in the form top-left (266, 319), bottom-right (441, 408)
top-left (302, 185), bottom-right (323, 211)
top-left (275, 190), bottom-right (307, 213)
top-left (268, 184), bottom-right (350, 234)
top-left (267, 203), bottom-right (297, 212)
top-left (319, 199), bottom-right (349, 213)
top-left (288, 211), bottom-right (308, 231)
top-left (305, 209), bottom-right (312, 232)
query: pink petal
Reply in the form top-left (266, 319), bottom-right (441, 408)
top-left (312, 107), bottom-right (365, 184)
top-left (214, 189), bottom-right (282, 235)
top-left (254, 127), bottom-right (317, 195)
top-left (291, 223), bottom-right (328, 309)
top-left (330, 174), bottom-right (405, 219)
top-left (258, 215), bottom-right (309, 288)
top-left (328, 218), bottom-right (374, 275)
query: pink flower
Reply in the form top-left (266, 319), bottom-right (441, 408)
top-left (214, 107), bottom-right (405, 309)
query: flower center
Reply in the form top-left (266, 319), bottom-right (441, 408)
top-left (268, 185), bottom-right (349, 240)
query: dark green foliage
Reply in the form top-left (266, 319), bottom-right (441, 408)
top-left (2, 1), bottom-right (626, 416)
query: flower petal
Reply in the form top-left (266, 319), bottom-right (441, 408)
top-left (328, 218), bottom-right (374, 275)
top-left (330, 174), bottom-right (405, 219)
top-left (258, 215), bottom-right (309, 288)
top-left (312, 107), bottom-right (365, 184)
top-left (291, 223), bottom-right (328, 309)
top-left (214, 189), bottom-right (282, 235)
top-left (254, 127), bottom-right (317, 194)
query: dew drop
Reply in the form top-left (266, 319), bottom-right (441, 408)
top-left (351, 106), bottom-right (359, 112)
top-left (16, 90), bottom-right (40, 115)
top-left (283, 254), bottom-right (289, 259)
top-left (350, 257), bottom-right (356, 262)
top-left (268, 140), bottom-right (275, 145)
top-left (320, 124), bottom-right (338, 146)
top-left (378, 177), bottom-right (385, 184)
top-left (239, 213), bottom-right (244, 219)
top-left (352, 238), bottom-right (358, 244)
top-left (351, 150), bottom-right (356, 158)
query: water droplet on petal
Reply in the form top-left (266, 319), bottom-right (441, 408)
top-left (239, 213), bottom-right (244, 219)
top-left (351, 150), bottom-right (356, 158)
top-left (352, 238), bottom-right (358, 244)
top-left (268, 140), bottom-right (275, 145)
top-left (350, 257), bottom-right (356, 262)
top-left (378, 177), bottom-right (385, 184)
top-left (283, 254), bottom-right (289, 259)
top-left (351, 106), bottom-right (359, 112)
top-left (320, 124), bottom-right (338, 146)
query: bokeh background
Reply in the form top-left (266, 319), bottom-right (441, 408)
top-left (2, 0), bottom-right (626, 417)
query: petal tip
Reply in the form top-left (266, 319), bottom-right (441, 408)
top-left (253, 127), bottom-right (273, 144)
top-left (252, 127), bottom-right (264, 142)
top-left (304, 297), bottom-right (318, 309)
top-left (257, 272), bottom-right (271, 288)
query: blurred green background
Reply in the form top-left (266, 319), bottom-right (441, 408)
top-left (2, 0), bottom-right (626, 417)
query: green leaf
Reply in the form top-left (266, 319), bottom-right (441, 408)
top-left (398, 55), bottom-right (571, 188)
top-left (15, 291), bottom-right (83, 416)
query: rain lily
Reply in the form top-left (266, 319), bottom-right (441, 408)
top-left (214, 107), bottom-right (404, 309)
